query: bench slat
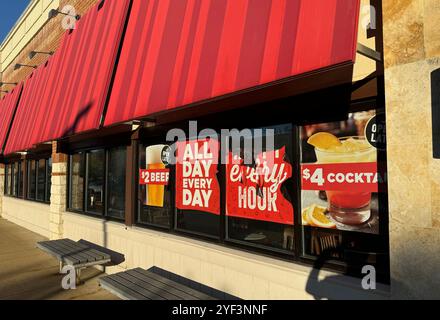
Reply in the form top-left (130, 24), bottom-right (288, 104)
top-left (107, 274), bottom-right (167, 300)
top-left (132, 268), bottom-right (215, 300)
top-left (100, 277), bottom-right (149, 300)
top-left (39, 241), bottom-right (81, 265)
top-left (59, 239), bottom-right (109, 261)
top-left (117, 272), bottom-right (184, 300)
top-left (48, 240), bottom-right (93, 264)
top-left (37, 239), bottom-right (110, 267)
top-left (125, 269), bottom-right (197, 300)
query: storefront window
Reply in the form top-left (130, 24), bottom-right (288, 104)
top-left (86, 150), bottom-right (105, 214)
top-left (23, 158), bottom-right (52, 203)
top-left (36, 160), bottom-right (46, 201)
top-left (175, 139), bottom-right (221, 238)
top-left (70, 153), bottom-right (85, 211)
top-left (68, 148), bottom-right (126, 220)
top-left (299, 109), bottom-right (389, 281)
top-left (107, 147), bottom-right (126, 219)
top-left (134, 117), bottom-right (389, 281)
top-left (12, 163), bottom-right (18, 197)
top-left (28, 161), bottom-right (36, 200)
top-left (4, 164), bottom-right (10, 196)
top-left (46, 159), bottom-right (52, 203)
top-left (18, 162), bottom-right (24, 198)
top-left (138, 144), bottom-right (172, 228)
top-left (225, 124), bottom-right (295, 252)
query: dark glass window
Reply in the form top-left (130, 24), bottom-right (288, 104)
top-left (18, 161), bottom-right (24, 197)
top-left (36, 159), bottom-right (46, 201)
top-left (138, 144), bottom-right (172, 228)
top-left (46, 159), bottom-right (52, 203)
top-left (5, 165), bottom-right (10, 196)
top-left (107, 147), bottom-right (126, 220)
top-left (25, 158), bottom-right (50, 203)
top-left (86, 150), bottom-right (105, 214)
top-left (69, 148), bottom-right (126, 220)
top-left (13, 163), bottom-right (19, 197)
top-left (28, 161), bottom-right (36, 200)
top-left (174, 139), bottom-right (220, 238)
top-left (70, 153), bottom-right (85, 211)
top-left (225, 124), bottom-right (295, 252)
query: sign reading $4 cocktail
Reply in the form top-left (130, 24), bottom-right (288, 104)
top-left (300, 110), bottom-right (386, 234)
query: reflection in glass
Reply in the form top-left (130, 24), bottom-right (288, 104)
top-left (46, 158), bottom-right (52, 203)
top-left (86, 150), bottom-right (105, 214)
top-left (19, 162), bottom-right (24, 197)
top-left (5, 165), bottom-right (10, 196)
top-left (37, 160), bottom-right (46, 201)
top-left (13, 163), bottom-right (18, 196)
top-left (70, 153), bottom-right (85, 211)
top-left (107, 147), bottom-right (126, 219)
top-left (28, 161), bottom-right (36, 200)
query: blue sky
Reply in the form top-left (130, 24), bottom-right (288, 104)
top-left (0, 0), bottom-right (31, 44)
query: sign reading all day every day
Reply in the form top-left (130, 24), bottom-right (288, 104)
top-left (175, 139), bottom-right (220, 215)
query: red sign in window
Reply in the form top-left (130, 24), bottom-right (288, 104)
top-left (175, 139), bottom-right (220, 215)
top-left (226, 147), bottom-right (294, 225)
top-left (139, 169), bottom-right (170, 185)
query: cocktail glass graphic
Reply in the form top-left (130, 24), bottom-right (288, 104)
top-left (309, 133), bottom-right (376, 226)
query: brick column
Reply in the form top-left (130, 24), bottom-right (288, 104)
top-left (0, 164), bottom-right (4, 218)
top-left (49, 142), bottom-right (68, 240)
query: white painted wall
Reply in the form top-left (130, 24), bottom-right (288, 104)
top-left (63, 212), bottom-right (390, 300)
top-left (3, 197), bottom-right (50, 238)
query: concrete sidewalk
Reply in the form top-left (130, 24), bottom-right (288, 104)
top-left (0, 218), bottom-right (119, 300)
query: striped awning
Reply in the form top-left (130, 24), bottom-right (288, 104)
top-left (104, 0), bottom-right (361, 126)
top-left (5, 0), bottom-right (131, 154)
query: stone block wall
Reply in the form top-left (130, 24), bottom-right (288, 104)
top-left (383, 0), bottom-right (440, 299)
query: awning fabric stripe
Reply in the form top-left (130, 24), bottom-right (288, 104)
top-left (0, 83), bottom-right (23, 153)
top-left (104, 0), bottom-right (360, 126)
top-left (4, 0), bottom-right (131, 154)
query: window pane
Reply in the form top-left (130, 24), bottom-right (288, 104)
top-left (86, 150), bottom-right (105, 214)
top-left (46, 158), bottom-right (52, 203)
top-left (28, 161), bottom-right (36, 200)
top-left (175, 139), bottom-right (220, 238)
top-left (12, 163), bottom-right (17, 196)
top-left (18, 162), bottom-right (24, 197)
top-left (5, 165), bottom-right (10, 196)
top-left (107, 147), bottom-right (126, 219)
top-left (70, 153), bottom-right (85, 211)
top-left (36, 160), bottom-right (46, 201)
top-left (226, 124), bottom-right (295, 252)
top-left (138, 144), bottom-right (172, 228)
top-left (299, 110), bottom-right (390, 282)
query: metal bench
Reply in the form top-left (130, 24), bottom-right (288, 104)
top-left (37, 238), bottom-right (111, 284)
top-left (99, 268), bottom-right (217, 300)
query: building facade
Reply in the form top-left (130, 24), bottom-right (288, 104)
top-left (0, 0), bottom-right (438, 300)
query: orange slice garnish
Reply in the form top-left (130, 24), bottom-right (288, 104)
top-left (307, 132), bottom-right (342, 150)
top-left (307, 205), bottom-right (336, 229)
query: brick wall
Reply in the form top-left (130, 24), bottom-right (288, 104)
top-left (0, 0), bottom-right (100, 99)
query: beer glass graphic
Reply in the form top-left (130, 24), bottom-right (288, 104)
top-left (146, 145), bottom-right (167, 207)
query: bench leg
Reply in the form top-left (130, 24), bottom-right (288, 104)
top-left (59, 261), bottom-right (63, 274)
top-left (76, 268), bottom-right (83, 286)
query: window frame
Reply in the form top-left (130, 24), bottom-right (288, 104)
top-left (3, 157), bottom-right (50, 203)
top-left (24, 158), bottom-right (51, 204)
top-left (67, 147), bottom-right (127, 222)
top-left (137, 126), bottom-right (298, 255)
top-left (132, 113), bottom-right (390, 283)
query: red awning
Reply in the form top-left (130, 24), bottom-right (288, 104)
top-left (104, 0), bottom-right (360, 127)
top-left (4, 0), bottom-right (131, 155)
top-left (0, 83), bottom-right (23, 153)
